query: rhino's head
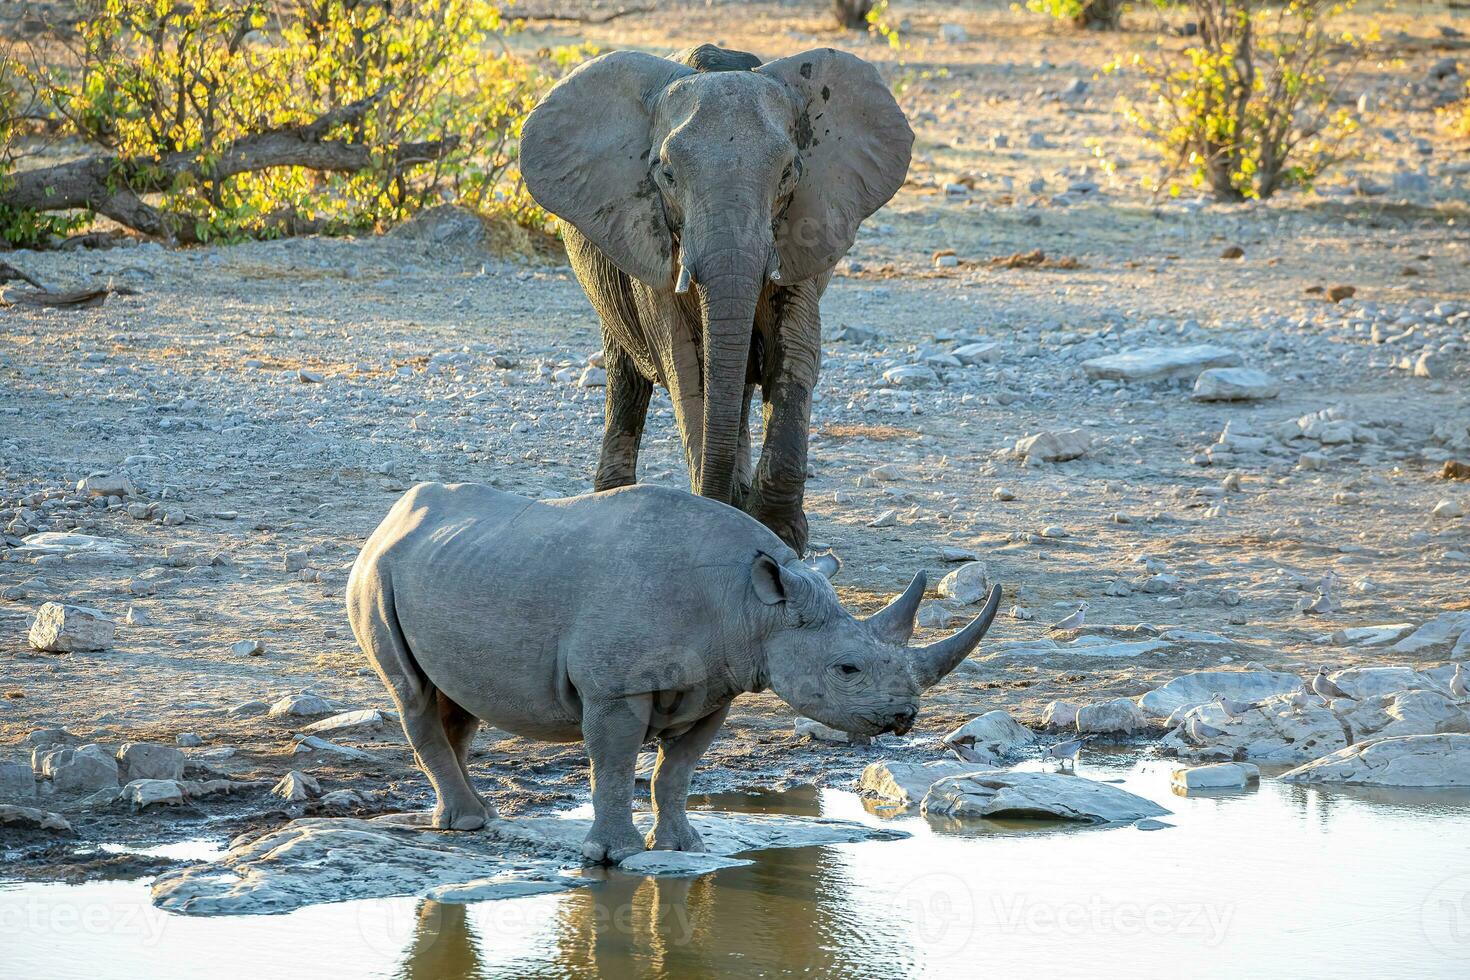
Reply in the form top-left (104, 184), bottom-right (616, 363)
top-left (751, 556), bottom-right (1002, 736)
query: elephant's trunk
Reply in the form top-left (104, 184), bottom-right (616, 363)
top-left (690, 231), bottom-right (767, 505)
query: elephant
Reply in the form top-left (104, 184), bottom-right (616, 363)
top-left (519, 45), bottom-right (913, 556)
top-left (348, 481), bottom-right (1002, 863)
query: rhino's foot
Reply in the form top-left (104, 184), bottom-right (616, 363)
top-left (432, 800), bottom-right (490, 831)
top-left (582, 823), bottom-right (646, 865)
top-left (647, 818), bottom-right (705, 853)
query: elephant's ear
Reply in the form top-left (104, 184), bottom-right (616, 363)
top-left (757, 49), bottom-right (913, 284)
top-left (521, 52), bottom-right (694, 285)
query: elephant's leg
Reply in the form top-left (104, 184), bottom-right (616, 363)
top-left (581, 694), bottom-right (652, 864)
top-left (594, 343), bottom-right (654, 491)
top-left (746, 277), bottom-right (824, 555)
top-left (647, 703), bottom-right (730, 852)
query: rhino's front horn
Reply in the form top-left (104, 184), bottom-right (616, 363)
top-left (866, 570), bottom-right (926, 645)
top-left (910, 584), bottom-right (1002, 688)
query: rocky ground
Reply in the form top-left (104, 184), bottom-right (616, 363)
top-left (2, 1), bottom-right (1468, 877)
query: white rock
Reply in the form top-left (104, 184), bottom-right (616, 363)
top-left (1432, 499), bottom-right (1465, 519)
top-left (227, 700), bottom-right (270, 717)
top-left (122, 778), bottom-right (185, 808)
top-left (921, 771), bottom-right (1170, 823)
top-left (15, 532), bottom-right (131, 560)
top-left (78, 473), bottom-right (135, 497)
top-left (1161, 698), bottom-right (1346, 764)
top-left (0, 804), bottom-right (72, 832)
top-left (231, 639), bottom-right (266, 657)
top-left (916, 603), bottom-right (957, 629)
top-left (1341, 689), bottom-right (1469, 740)
top-left (952, 342), bottom-right (1000, 365)
top-left (1327, 665), bottom-right (1436, 699)
top-left (300, 709), bottom-right (388, 736)
top-left (882, 364), bottom-right (939, 387)
top-left (1281, 734), bottom-right (1470, 787)
top-left (794, 717), bottom-right (868, 745)
top-left (292, 736), bottom-right (377, 760)
top-left (176, 733), bottom-right (203, 747)
top-left (858, 759), bottom-right (990, 806)
top-left (151, 810), bottom-right (904, 915)
top-left (1139, 670), bottom-right (1303, 719)
top-left (271, 771), bottom-right (321, 802)
top-left (35, 745), bottom-right (120, 793)
top-left (28, 602), bottom-right (115, 652)
top-left (1082, 345), bottom-right (1242, 382)
top-left (1041, 700), bottom-right (1081, 729)
top-left (936, 562), bottom-right (989, 604)
top-left (1014, 429), bottom-right (1091, 463)
top-left (118, 742), bottom-right (186, 781)
top-left (268, 693), bottom-right (339, 718)
top-left (1, 763), bottom-right (38, 798)
top-left (1329, 624), bottom-right (1415, 647)
top-left (1393, 614), bottom-right (1470, 655)
top-left (618, 851), bottom-right (753, 876)
top-left (1192, 367), bottom-right (1280, 401)
top-left (938, 22), bottom-right (967, 43)
top-left (577, 366), bottom-right (606, 388)
top-left (940, 711), bottom-right (1037, 763)
top-left (1075, 698), bottom-right (1150, 735)
top-left (1171, 762), bottom-right (1260, 791)
top-left (426, 872), bottom-right (588, 903)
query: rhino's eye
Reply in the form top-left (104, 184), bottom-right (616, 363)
top-left (836, 663), bottom-right (861, 676)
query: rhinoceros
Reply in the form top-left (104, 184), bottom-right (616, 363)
top-left (347, 482), bottom-right (1000, 863)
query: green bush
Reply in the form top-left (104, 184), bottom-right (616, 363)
top-left (1026, 0), bottom-right (1125, 31)
top-left (5, 0), bottom-right (590, 245)
top-left (1108, 0), bottom-right (1368, 200)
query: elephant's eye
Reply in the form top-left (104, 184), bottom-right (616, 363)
top-left (837, 663), bottom-right (861, 676)
top-left (662, 165), bottom-right (676, 184)
top-left (781, 164), bottom-right (793, 183)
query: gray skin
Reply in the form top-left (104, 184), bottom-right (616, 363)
top-left (519, 46), bottom-right (913, 556)
top-left (347, 482), bottom-right (1001, 864)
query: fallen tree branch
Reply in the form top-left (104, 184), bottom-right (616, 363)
top-left (512, 4), bottom-right (654, 24)
top-left (1, 95), bottom-right (457, 243)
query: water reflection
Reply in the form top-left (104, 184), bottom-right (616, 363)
top-left (396, 902), bottom-right (485, 980)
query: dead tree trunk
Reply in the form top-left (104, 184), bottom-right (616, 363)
top-left (832, 0), bottom-right (874, 31)
top-left (1, 97), bottom-right (455, 243)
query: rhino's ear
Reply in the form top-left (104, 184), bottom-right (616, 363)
top-left (751, 553), bottom-right (810, 606)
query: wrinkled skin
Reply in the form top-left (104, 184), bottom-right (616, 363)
top-left (519, 45), bottom-right (913, 555)
top-left (347, 483), bottom-right (1001, 863)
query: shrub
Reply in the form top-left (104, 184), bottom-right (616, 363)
top-left (4, 0), bottom-right (587, 245)
top-left (1027, 0), bottom-right (1124, 31)
top-left (1109, 0), bottom-right (1369, 201)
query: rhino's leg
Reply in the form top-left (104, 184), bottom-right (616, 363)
top-left (580, 694), bottom-right (652, 864)
top-left (357, 592), bottom-right (489, 831)
top-left (648, 703), bottom-right (730, 852)
top-left (437, 690), bottom-right (489, 809)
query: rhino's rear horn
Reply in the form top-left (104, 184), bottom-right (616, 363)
top-left (865, 570), bottom-right (926, 645)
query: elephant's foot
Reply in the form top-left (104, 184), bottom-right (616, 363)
top-left (646, 817), bottom-right (705, 853)
top-left (747, 502), bottom-right (809, 557)
top-left (582, 820), bottom-right (647, 864)
top-left (432, 798), bottom-right (492, 831)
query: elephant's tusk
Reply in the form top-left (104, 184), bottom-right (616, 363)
top-left (767, 254), bottom-right (781, 283)
top-left (675, 264), bottom-right (692, 294)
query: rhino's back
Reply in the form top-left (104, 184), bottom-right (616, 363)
top-left (351, 483), bottom-right (788, 717)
